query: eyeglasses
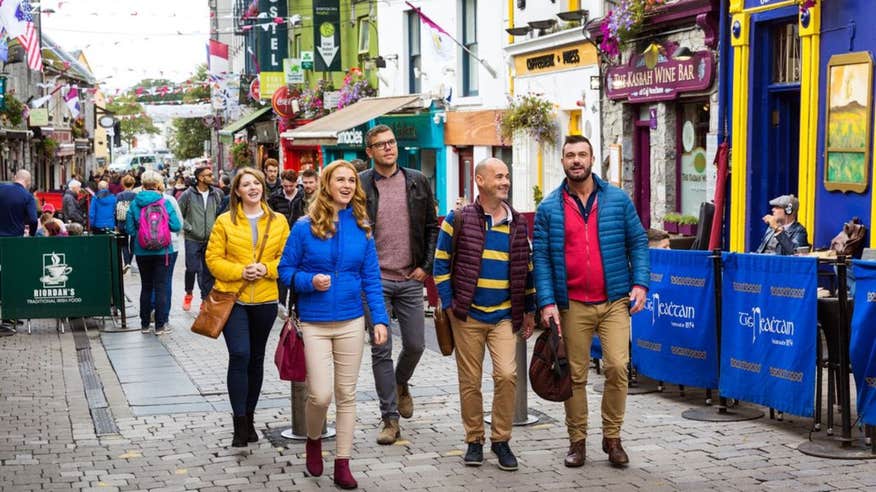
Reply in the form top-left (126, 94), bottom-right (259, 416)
top-left (368, 138), bottom-right (397, 149)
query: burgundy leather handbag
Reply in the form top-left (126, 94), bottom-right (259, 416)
top-left (275, 314), bottom-right (306, 382)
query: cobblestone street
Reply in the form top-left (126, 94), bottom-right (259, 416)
top-left (1, 268), bottom-right (874, 491)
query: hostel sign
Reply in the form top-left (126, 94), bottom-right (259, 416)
top-left (606, 50), bottom-right (714, 103)
top-left (257, 0), bottom-right (289, 99)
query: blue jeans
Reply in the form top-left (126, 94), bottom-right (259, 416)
top-left (149, 251), bottom-right (178, 322)
top-left (184, 239), bottom-right (214, 300)
top-left (222, 302), bottom-right (277, 416)
top-left (136, 255), bottom-right (171, 329)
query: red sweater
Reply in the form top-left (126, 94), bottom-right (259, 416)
top-left (563, 191), bottom-right (607, 303)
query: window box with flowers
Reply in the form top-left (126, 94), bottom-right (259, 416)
top-left (300, 79), bottom-right (333, 118)
top-left (663, 212), bottom-right (681, 234)
top-left (678, 215), bottom-right (699, 236)
top-left (0, 94), bottom-right (25, 128)
top-left (598, 0), bottom-right (668, 60)
top-left (337, 68), bottom-right (376, 109)
top-left (499, 94), bottom-right (559, 146)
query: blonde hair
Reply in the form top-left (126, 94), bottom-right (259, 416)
top-left (309, 160), bottom-right (371, 240)
top-left (228, 167), bottom-right (268, 224)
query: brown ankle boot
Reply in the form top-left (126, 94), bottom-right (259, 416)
top-left (564, 439), bottom-right (586, 467)
top-left (602, 437), bottom-right (629, 466)
top-left (333, 458), bottom-right (357, 489)
top-left (376, 418), bottom-right (400, 445)
top-left (397, 383), bottom-right (413, 418)
top-left (305, 437), bottom-right (323, 476)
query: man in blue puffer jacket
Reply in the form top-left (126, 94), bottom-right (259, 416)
top-left (533, 135), bottom-right (649, 468)
top-left (89, 180), bottom-right (117, 234)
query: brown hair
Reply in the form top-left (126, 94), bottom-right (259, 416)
top-left (647, 228), bottom-right (670, 244)
top-left (365, 124), bottom-right (393, 146)
top-left (44, 221), bottom-right (61, 237)
top-left (300, 168), bottom-right (318, 180)
top-left (121, 175), bottom-right (135, 189)
top-left (264, 158), bottom-right (279, 170)
top-left (309, 160), bottom-right (370, 240)
top-left (562, 134), bottom-right (594, 156)
top-left (228, 167), bottom-right (268, 224)
top-left (281, 169), bottom-right (299, 182)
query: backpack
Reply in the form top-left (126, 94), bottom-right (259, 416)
top-left (830, 217), bottom-right (868, 259)
top-left (115, 199), bottom-right (132, 222)
top-left (137, 198), bottom-right (172, 250)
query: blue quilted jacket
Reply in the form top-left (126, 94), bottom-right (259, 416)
top-left (533, 174), bottom-right (649, 309)
top-left (278, 209), bottom-right (389, 325)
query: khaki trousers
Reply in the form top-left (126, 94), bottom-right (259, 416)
top-left (302, 317), bottom-right (365, 458)
top-left (451, 315), bottom-right (517, 443)
top-left (561, 298), bottom-right (630, 441)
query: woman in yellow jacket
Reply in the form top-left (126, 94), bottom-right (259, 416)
top-left (206, 167), bottom-right (290, 447)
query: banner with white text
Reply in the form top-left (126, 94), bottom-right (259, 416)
top-left (720, 253), bottom-right (817, 416)
top-left (631, 249), bottom-right (718, 388)
top-left (851, 260), bottom-right (876, 425)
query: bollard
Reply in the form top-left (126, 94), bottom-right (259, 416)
top-left (281, 381), bottom-right (335, 440)
top-left (513, 335), bottom-right (539, 425)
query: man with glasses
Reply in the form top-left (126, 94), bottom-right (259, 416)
top-left (178, 166), bottom-right (223, 311)
top-left (360, 124), bottom-right (439, 445)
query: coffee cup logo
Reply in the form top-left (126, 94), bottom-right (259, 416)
top-left (41, 252), bottom-right (74, 287)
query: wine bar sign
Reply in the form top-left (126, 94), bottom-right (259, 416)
top-left (606, 50), bottom-right (714, 103)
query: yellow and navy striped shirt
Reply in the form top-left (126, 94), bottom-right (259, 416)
top-left (434, 208), bottom-right (535, 325)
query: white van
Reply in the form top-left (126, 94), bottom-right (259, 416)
top-left (108, 154), bottom-right (158, 173)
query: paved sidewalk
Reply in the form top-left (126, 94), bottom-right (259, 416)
top-left (1, 266), bottom-right (874, 491)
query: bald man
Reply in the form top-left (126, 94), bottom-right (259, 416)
top-left (432, 158), bottom-right (536, 471)
top-left (0, 170), bottom-right (38, 237)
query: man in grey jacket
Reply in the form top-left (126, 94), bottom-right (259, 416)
top-left (62, 179), bottom-right (86, 225)
top-left (177, 166), bottom-right (223, 311)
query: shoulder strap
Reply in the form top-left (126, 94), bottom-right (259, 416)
top-left (449, 208), bottom-right (464, 271)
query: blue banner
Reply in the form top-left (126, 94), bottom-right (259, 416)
top-left (851, 260), bottom-right (876, 425)
top-left (720, 254), bottom-right (817, 416)
top-left (631, 250), bottom-right (718, 388)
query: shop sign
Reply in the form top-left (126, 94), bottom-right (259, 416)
top-left (29, 108), bottom-right (49, 126)
top-left (323, 90), bottom-right (341, 110)
top-left (336, 126), bottom-right (365, 146)
top-left (313, 0), bottom-right (341, 71)
top-left (257, 0), bottom-right (288, 72)
top-left (271, 85), bottom-right (297, 118)
top-left (606, 50), bottom-right (714, 103)
top-left (514, 42), bottom-right (597, 76)
top-left (745, 0), bottom-right (784, 8)
top-left (259, 72), bottom-right (285, 100)
top-left (284, 58), bottom-right (304, 84)
top-left (249, 77), bottom-right (261, 102)
top-left (301, 51), bottom-right (314, 70)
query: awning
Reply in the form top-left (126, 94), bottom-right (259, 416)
top-left (219, 106), bottom-right (273, 137)
top-left (280, 95), bottom-right (422, 146)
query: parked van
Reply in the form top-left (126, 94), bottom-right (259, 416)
top-left (108, 154), bottom-right (158, 173)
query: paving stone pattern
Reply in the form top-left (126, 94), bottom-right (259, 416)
top-left (0, 267), bottom-right (873, 491)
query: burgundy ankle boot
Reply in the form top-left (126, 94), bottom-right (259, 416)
top-left (333, 458), bottom-right (357, 489)
top-left (305, 437), bottom-right (323, 477)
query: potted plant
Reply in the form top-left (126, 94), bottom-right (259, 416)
top-left (0, 94), bottom-right (25, 127)
top-left (678, 215), bottom-right (699, 236)
top-left (532, 185), bottom-right (544, 207)
top-left (499, 94), bottom-right (559, 146)
top-left (663, 213), bottom-right (681, 234)
top-left (230, 141), bottom-right (251, 168)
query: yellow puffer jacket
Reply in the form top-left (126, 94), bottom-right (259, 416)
top-left (206, 203), bottom-right (290, 304)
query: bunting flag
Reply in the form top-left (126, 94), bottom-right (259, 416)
top-left (208, 39), bottom-right (229, 76)
top-left (0, 0), bottom-right (41, 71)
top-left (65, 85), bottom-right (80, 119)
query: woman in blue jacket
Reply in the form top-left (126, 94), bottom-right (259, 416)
top-left (279, 160), bottom-right (388, 489)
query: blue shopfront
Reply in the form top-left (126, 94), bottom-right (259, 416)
top-left (376, 110), bottom-right (448, 214)
top-left (321, 124), bottom-right (370, 164)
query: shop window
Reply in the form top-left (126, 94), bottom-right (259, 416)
top-left (407, 11), bottom-right (422, 94)
top-left (358, 18), bottom-right (371, 54)
top-left (461, 0), bottom-right (478, 97)
top-left (421, 149), bottom-right (437, 197)
top-left (678, 102), bottom-right (710, 217)
top-left (293, 33), bottom-right (301, 58)
top-left (772, 22), bottom-right (800, 84)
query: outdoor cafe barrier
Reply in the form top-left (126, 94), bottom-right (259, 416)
top-left (631, 249), bottom-right (874, 458)
top-left (0, 235), bottom-right (126, 331)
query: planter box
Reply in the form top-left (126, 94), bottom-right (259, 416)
top-left (679, 223), bottom-right (698, 236)
top-left (663, 221), bottom-right (679, 234)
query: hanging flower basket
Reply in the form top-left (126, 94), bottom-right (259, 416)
top-left (230, 141), bottom-right (252, 168)
top-left (337, 68), bottom-right (376, 109)
top-left (0, 95), bottom-right (25, 127)
top-left (598, 0), bottom-right (667, 59)
top-left (499, 94), bottom-right (559, 146)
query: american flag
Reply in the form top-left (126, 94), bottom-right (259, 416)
top-left (0, 0), bottom-right (41, 71)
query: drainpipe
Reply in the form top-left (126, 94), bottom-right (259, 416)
top-left (717, 0), bottom-right (729, 144)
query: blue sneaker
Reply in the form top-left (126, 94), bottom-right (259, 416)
top-left (463, 443), bottom-right (483, 466)
top-left (491, 441), bottom-right (518, 471)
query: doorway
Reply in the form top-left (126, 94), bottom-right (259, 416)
top-left (634, 122), bottom-right (651, 229)
top-left (458, 148), bottom-right (474, 205)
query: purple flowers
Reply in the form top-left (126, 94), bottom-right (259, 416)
top-left (337, 68), bottom-right (376, 109)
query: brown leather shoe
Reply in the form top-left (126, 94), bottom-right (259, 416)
top-left (397, 384), bottom-right (413, 418)
top-left (376, 418), bottom-right (400, 445)
top-left (602, 437), bottom-right (629, 466)
top-left (564, 439), bottom-right (586, 467)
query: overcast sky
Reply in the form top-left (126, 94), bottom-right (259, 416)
top-left (40, 0), bottom-right (210, 92)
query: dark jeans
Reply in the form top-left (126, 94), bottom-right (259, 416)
top-left (184, 239), bottom-right (214, 299)
top-left (136, 255), bottom-right (171, 329)
top-left (149, 251), bottom-right (178, 322)
top-left (119, 233), bottom-right (133, 266)
top-left (366, 279), bottom-right (426, 420)
top-left (222, 302), bottom-right (277, 416)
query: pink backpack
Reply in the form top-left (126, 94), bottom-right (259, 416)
top-left (137, 198), bottom-right (172, 250)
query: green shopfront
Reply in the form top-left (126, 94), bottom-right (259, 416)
top-left (375, 111), bottom-right (447, 214)
top-left (321, 124), bottom-right (370, 164)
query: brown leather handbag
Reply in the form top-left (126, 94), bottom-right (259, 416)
top-left (191, 215), bottom-right (273, 338)
top-left (529, 319), bottom-right (573, 402)
top-left (433, 299), bottom-right (454, 356)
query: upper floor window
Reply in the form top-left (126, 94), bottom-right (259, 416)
top-left (408, 10), bottom-right (422, 94)
top-left (461, 0), bottom-right (478, 96)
